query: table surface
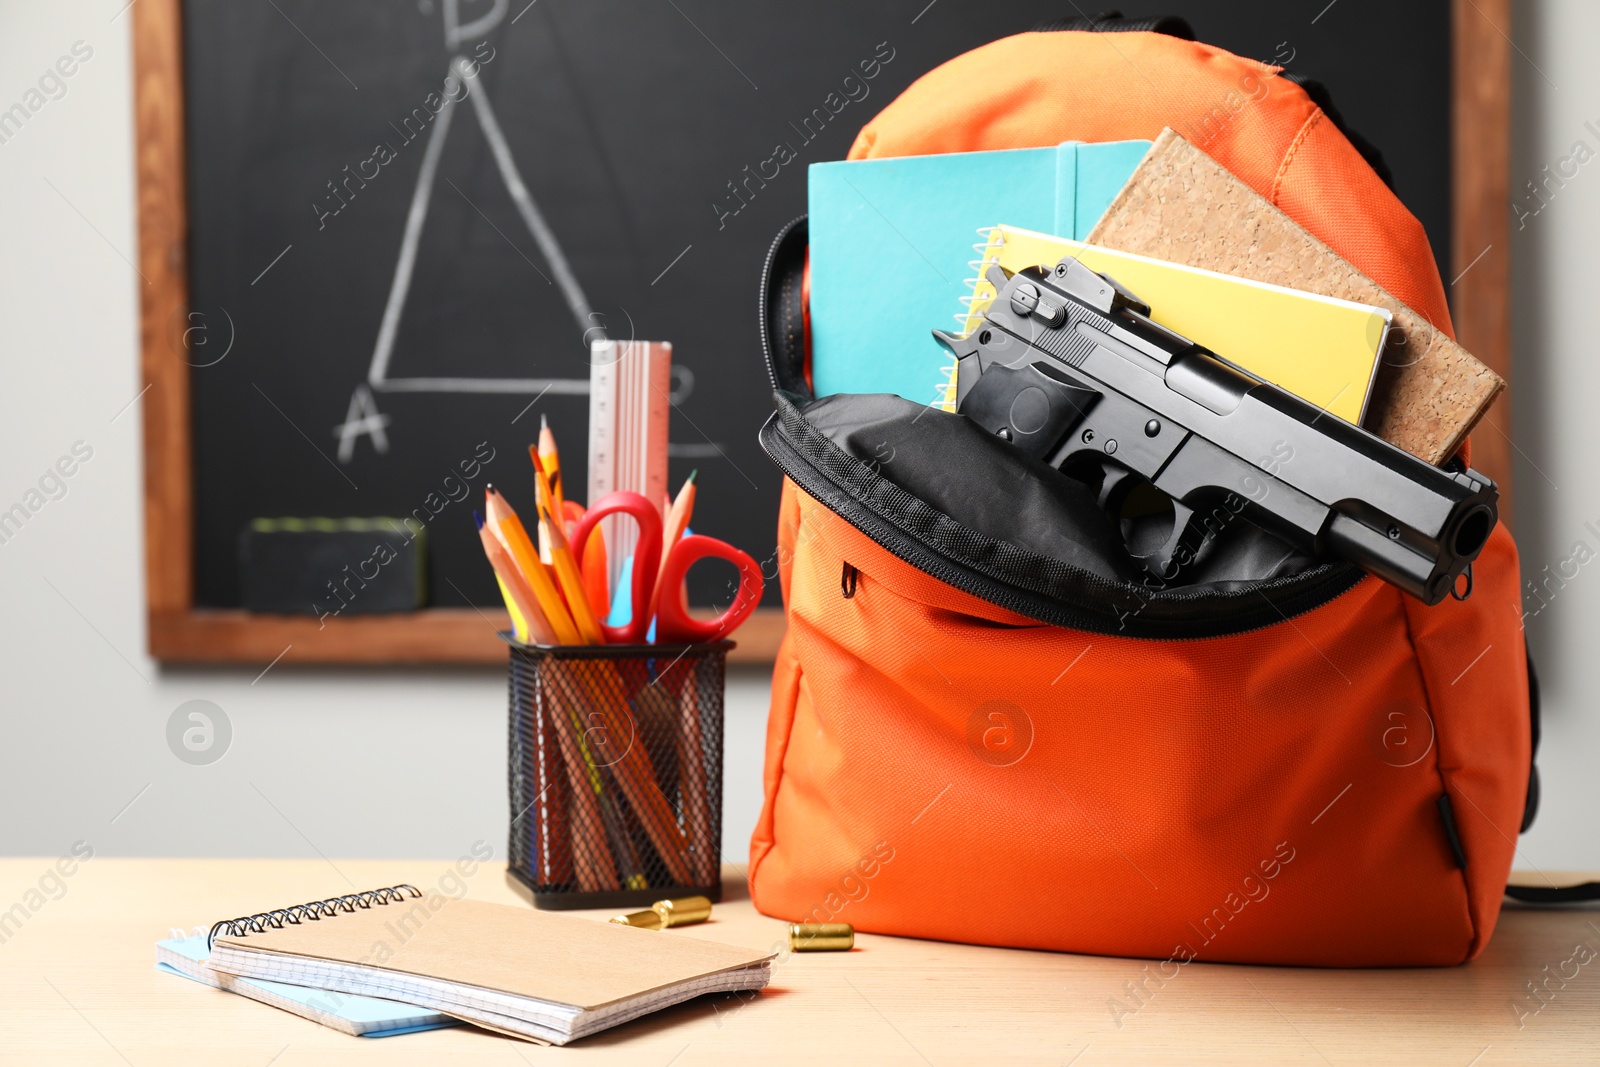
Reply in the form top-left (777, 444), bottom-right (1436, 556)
top-left (0, 858), bottom-right (1595, 1065)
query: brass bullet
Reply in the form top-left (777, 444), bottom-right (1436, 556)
top-left (609, 909), bottom-right (665, 930)
top-left (652, 895), bottom-right (713, 928)
top-left (788, 922), bottom-right (854, 951)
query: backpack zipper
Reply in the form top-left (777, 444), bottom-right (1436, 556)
top-left (755, 219), bottom-right (1363, 640)
top-left (761, 406), bottom-right (1364, 642)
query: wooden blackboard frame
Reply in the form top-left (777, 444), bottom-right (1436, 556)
top-left (135, 0), bottom-right (1515, 666)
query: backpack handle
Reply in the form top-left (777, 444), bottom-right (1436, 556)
top-left (760, 215), bottom-right (813, 401)
top-left (1032, 11), bottom-right (1195, 38)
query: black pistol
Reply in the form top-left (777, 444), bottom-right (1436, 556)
top-left (934, 258), bottom-right (1498, 605)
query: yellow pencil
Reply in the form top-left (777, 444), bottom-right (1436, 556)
top-left (477, 518), bottom-right (561, 645)
top-left (493, 574), bottom-right (530, 643)
top-left (485, 487), bottom-right (581, 646)
top-left (530, 453), bottom-right (605, 644)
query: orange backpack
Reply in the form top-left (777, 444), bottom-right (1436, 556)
top-left (749, 19), bottom-right (1543, 967)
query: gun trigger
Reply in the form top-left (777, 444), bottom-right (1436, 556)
top-left (1134, 499), bottom-right (1206, 584)
top-left (931, 329), bottom-right (978, 360)
top-left (1095, 462), bottom-right (1138, 512)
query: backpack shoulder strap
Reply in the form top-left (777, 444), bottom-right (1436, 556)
top-left (1506, 882), bottom-right (1600, 904)
top-left (1503, 646), bottom-right (1599, 903)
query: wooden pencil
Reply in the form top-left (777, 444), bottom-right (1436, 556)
top-left (607, 721), bottom-right (695, 886)
top-left (530, 451), bottom-right (605, 644)
top-left (477, 521), bottom-right (561, 645)
top-left (680, 673), bottom-right (716, 886)
top-left (538, 414), bottom-right (566, 517)
top-left (548, 684), bottom-right (620, 892)
top-left (647, 471), bottom-right (697, 634)
top-left (486, 487), bottom-right (581, 645)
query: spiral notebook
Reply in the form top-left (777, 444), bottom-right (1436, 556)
top-left (156, 935), bottom-right (456, 1037)
top-left (203, 885), bottom-right (775, 1045)
top-left (946, 224), bottom-right (1392, 422)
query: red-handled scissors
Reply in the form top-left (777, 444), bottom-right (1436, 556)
top-left (570, 491), bottom-right (764, 645)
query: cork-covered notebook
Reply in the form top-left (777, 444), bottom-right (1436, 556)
top-left (204, 886), bottom-right (774, 1045)
top-left (1086, 129), bottom-right (1503, 464)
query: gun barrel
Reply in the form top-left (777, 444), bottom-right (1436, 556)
top-left (1325, 501), bottom-right (1495, 603)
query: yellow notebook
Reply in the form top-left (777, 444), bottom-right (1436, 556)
top-left (942, 225), bottom-right (1392, 425)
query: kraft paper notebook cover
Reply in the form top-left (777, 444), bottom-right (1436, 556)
top-left (808, 140), bottom-right (1149, 402)
top-left (1086, 128), bottom-right (1503, 464)
top-left (204, 887), bottom-right (774, 1045)
top-left (156, 935), bottom-right (456, 1038)
top-left (954, 225), bottom-right (1392, 425)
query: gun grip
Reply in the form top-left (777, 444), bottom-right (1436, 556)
top-left (959, 359), bottom-right (1100, 463)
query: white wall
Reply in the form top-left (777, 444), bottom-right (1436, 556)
top-left (0, 2), bottom-right (1593, 869)
top-left (1507, 0), bottom-right (1600, 869)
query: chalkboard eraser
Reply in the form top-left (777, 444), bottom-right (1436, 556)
top-left (239, 518), bottom-right (426, 616)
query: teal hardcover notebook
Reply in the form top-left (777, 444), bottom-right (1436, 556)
top-left (807, 140), bottom-right (1149, 402)
top-left (157, 935), bottom-right (457, 1038)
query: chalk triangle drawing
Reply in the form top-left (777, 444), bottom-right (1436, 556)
top-left (362, 0), bottom-right (601, 401)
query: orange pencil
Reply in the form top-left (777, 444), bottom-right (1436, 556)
top-left (530, 451), bottom-right (605, 644)
top-left (608, 736), bottom-right (695, 885)
top-left (485, 487), bottom-right (581, 646)
top-left (680, 679), bottom-right (716, 885)
top-left (546, 685), bottom-right (620, 892)
top-left (540, 502), bottom-right (606, 645)
top-left (538, 414), bottom-right (566, 517)
top-left (647, 470), bottom-right (697, 631)
top-left (476, 517), bottom-right (561, 645)
top-left (563, 499), bottom-right (611, 620)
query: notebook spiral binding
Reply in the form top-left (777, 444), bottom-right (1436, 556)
top-left (933, 227), bottom-right (1007, 412)
top-left (207, 884), bottom-right (422, 949)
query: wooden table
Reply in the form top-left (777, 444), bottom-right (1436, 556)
top-left (0, 859), bottom-right (1594, 1064)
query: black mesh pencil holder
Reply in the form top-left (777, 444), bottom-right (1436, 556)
top-left (505, 636), bottom-right (729, 910)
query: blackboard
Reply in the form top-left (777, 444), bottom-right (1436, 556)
top-left (177, 0), bottom-right (1451, 619)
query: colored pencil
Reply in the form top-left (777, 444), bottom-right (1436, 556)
top-left (680, 676), bottom-right (716, 885)
top-left (493, 574), bottom-right (531, 644)
top-left (476, 516), bottom-right (561, 645)
top-left (647, 470), bottom-right (697, 632)
top-left (608, 732), bottom-right (695, 886)
top-left (547, 686), bottom-right (620, 892)
top-left (530, 451), bottom-right (605, 644)
top-left (485, 487), bottom-right (581, 646)
top-left (538, 414), bottom-right (566, 517)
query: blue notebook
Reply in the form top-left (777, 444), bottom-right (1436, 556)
top-left (156, 935), bottom-right (457, 1038)
top-left (807, 140), bottom-right (1149, 402)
